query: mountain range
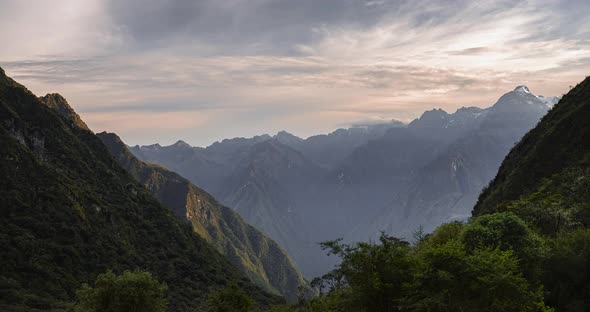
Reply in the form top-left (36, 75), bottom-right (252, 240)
top-left (131, 85), bottom-right (560, 277)
top-left (96, 132), bottom-right (311, 302)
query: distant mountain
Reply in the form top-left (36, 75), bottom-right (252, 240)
top-left (131, 86), bottom-right (559, 278)
top-left (129, 135), bottom-right (273, 195)
top-left (215, 139), bottom-right (327, 276)
top-left (281, 120), bottom-right (406, 167)
top-left (129, 123), bottom-right (404, 277)
top-left (368, 86), bottom-right (558, 236)
top-left (97, 132), bottom-right (311, 302)
top-left (0, 67), bottom-right (281, 312)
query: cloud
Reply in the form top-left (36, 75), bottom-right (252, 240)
top-left (106, 0), bottom-right (397, 55)
top-left (0, 0), bottom-right (589, 146)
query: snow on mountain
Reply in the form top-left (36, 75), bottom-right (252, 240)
top-left (514, 85), bottom-right (531, 93)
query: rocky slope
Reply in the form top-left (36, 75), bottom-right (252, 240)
top-left (97, 132), bottom-right (311, 302)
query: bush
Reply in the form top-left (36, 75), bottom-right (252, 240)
top-left (70, 270), bottom-right (167, 312)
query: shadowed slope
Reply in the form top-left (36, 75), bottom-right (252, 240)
top-left (0, 67), bottom-right (280, 312)
top-left (97, 132), bottom-right (312, 302)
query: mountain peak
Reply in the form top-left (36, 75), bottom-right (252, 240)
top-left (39, 93), bottom-right (91, 131)
top-left (172, 140), bottom-right (192, 148)
top-left (276, 130), bottom-right (293, 136)
top-left (419, 108), bottom-right (449, 120)
top-left (274, 130), bottom-right (303, 145)
top-left (514, 85), bottom-right (531, 94)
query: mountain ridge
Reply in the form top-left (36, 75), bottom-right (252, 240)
top-left (97, 132), bottom-right (312, 302)
top-left (130, 85), bottom-right (561, 277)
top-left (0, 67), bottom-right (281, 311)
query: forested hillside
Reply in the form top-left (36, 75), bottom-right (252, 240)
top-left (474, 78), bottom-right (590, 218)
top-left (0, 67), bottom-right (281, 311)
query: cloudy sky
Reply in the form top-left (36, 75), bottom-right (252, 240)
top-left (1, 0), bottom-right (589, 146)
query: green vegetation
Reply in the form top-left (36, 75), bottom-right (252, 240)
top-left (262, 217), bottom-right (586, 312)
top-left (473, 75), bottom-right (590, 216)
top-left (71, 271), bottom-right (167, 312)
top-left (0, 67), bottom-right (281, 311)
top-left (202, 283), bottom-right (257, 312)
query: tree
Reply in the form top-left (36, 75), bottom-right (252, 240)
top-left (461, 212), bottom-right (547, 280)
top-left (71, 270), bottom-right (167, 312)
top-left (404, 241), bottom-right (550, 312)
top-left (542, 229), bottom-right (590, 311)
top-left (203, 283), bottom-right (256, 312)
top-left (320, 234), bottom-right (416, 312)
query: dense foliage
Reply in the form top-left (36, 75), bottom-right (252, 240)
top-left (201, 283), bottom-right (257, 312)
top-left (264, 221), bottom-right (588, 311)
top-left (71, 271), bottom-right (167, 312)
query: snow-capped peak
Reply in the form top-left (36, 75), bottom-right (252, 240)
top-left (514, 85), bottom-right (531, 94)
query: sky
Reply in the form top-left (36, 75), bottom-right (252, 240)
top-left (1, 0), bottom-right (589, 147)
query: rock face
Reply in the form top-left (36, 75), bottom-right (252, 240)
top-left (130, 86), bottom-right (559, 278)
top-left (0, 67), bottom-right (281, 312)
top-left (97, 132), bottom-right (312, 302)
top-left (38, 93), bottom-right (91, 131)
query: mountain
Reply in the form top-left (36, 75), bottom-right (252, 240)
top-left (320, 105), bottom-right (493, 239)
top-left (130, 86), bottom-right (558, 278)
top-left (470, 77), bottom-right (590, 310)
top-left (388, 85), bottom-right (557, 233)
top-left (129, 135), bottom-right (274, 195)
top-left (282, 121), bottom-right (406, 168)
top-left (216, 139), bottom-right (326, 277)
top-left (0, 67), bottom-right (281, 312)
top-left (97, 132), bottom-right (311, 302)
top-left (474, 78), bottom-right (590, 217)
top-left (38, 93), bottom-right (91, 131)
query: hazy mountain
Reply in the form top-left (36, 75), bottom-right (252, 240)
top-left (216, 139), bottom-right (328, 276)
top-left (131, 86), bottom-right (558, 278)
top-left (362, 86), bottom-right (558, 237)
top-left (97, 132), bottom-right (311, 302)
top-left (278, 120), bottom-right (406, 168)
top-left (313, 106), bottom-right (489, 239)
top-left (0, 67), bottom-right (281, 311)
